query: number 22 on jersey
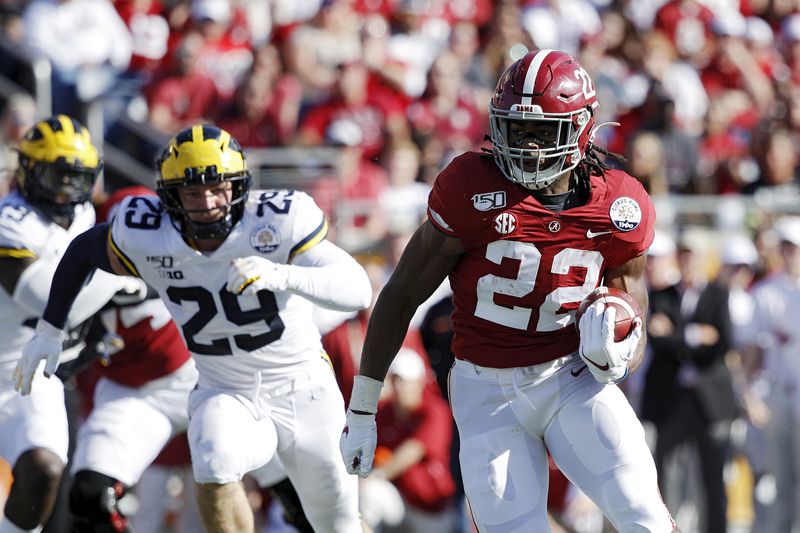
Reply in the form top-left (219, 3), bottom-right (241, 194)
top-left (474, 240), bottom-right (602, 332)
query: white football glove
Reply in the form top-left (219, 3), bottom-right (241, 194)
top-left (226, 257), bottom-right (291, 296)
top-left (13, 320), bottom-right (66, 395)
top-left (578, 302), bottom-right (642, 384)
top-left (340, 375), bottom-right (383, 477)
top-left (340, 410), bottom-right (378, 478)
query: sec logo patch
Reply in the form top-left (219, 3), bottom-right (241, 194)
top-left (250, 223), bottom-right (281, 253)
top-left (609, 197), bottom-right (641, 232)
top-left (494, 212), bottom-right (516, 235)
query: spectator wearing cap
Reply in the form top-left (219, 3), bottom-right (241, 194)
top-left (743, 16), bottom-right (785, 82)
top-left (183, 0), bottom-right (253, 99)
top-left (359, 347), bottom-right (457, 533)
top-left (645, 230), bottom-right (680, 292)
top-left (307, 117), bottom-right (389, 250)
top-left (114, 0), bottom-right (170, 75)
top-left (298, 59), bottom-right (407, 161)
top-left (653, 0), bottom-right (715, 60)
top-left (641, 228), bottom-right (735, 533)
top-left (747, 216), bottom-right (800, 532)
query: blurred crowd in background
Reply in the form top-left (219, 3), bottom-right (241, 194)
top-left (1, 0), bottom-right (800, 532)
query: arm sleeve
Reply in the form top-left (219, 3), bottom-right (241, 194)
top-left (37, 223), bottom-right (124, 329)
top-left (287, 240), bottom-right (372, 311)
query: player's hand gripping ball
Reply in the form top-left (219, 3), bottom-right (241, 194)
top-left (575, 287), bottom-right (642, 342)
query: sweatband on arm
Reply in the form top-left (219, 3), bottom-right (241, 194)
top-left (349, 375), bottom-right (383, 414)
top-left (287, 240), bottom-right (372, 311)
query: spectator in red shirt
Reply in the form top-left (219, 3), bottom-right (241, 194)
top-left (183, 0), bottom-right (253, 99)
top-left (215, 44), bottom-right (302, 147)
top-left (113, 0), bottom-right (170, 74)
top-left (361, 347), bottom-right (457, 533)
top-left (653, 0), bottom-right (715, 60)
top-left (144, 31), bottom-right (220, 133)
top-left (407, 51), bottom-right (486, 164)
top-left (308, 119), bottom-right (390, 249)
top-left (298, 60), bottom-right (407, 161)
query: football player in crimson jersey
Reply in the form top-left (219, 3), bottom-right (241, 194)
top-left (341, 49), bottom-right (678, 531)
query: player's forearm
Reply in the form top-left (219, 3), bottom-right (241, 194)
top-left (359, 281), bottom-right (418, 382)
top-left (41, 223), bottom-right (117, 329)
top-left (287, 261), bottom-right (371, 311)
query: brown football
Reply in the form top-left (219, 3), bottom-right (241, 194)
top-left (575, 287), bottom-right (642, 342)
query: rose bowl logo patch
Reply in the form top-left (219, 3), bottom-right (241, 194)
top-left (609, 197), bottom-right (641, 232)
top-left (250, 224), bottom-right (281, 253)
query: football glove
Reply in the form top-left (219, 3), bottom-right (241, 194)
top-left (340, 375), bottom-right (383, 477)
top-left (226, 257), bottom-right (291, 296)
top-left (13, 319), bottom-right (66, 395)
top-left (578, 302), bottom-right (642, 384)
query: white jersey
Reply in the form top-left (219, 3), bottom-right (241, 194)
top-left (0, 191), bottom-right (95, 370)
top-left (109, 189), bottom-right (330, 390)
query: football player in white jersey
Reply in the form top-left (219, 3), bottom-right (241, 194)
top-left (0, 116), bottom-right (135, 533)
top-left (15, 124), bottom-right (372, 533)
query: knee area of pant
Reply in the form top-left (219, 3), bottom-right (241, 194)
top-left (192, 445), bottom-right (243, 484)
top-left (12, 449), bottom-right (63, 491)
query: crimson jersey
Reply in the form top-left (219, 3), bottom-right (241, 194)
top-left (94, 303), bottom-right (192, 388)
top-left (427, 152), bottom-right (654, 368)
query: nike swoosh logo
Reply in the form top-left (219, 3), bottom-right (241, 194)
top-left (582, 355), bottom-right (610, 371)
top-left (570, 365), bottom-right (588, 377)
top-left (586, 229), bottom-right (613, 238)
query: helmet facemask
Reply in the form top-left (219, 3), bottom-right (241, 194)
top-left (489, 106), bottom-right (591, 190)
top-left (158, 168), bottom-right (251, 242)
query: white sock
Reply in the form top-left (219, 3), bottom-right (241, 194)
top-left (0, 517), bottom-right (42, 533)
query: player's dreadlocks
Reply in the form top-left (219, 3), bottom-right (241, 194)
top-left (573, 142), bottom-right (627, 199)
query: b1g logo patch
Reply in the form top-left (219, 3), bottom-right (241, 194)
top-left (250, 224), bottom-right (281, 253)
top-left (494, 212), bottom-right (516, 235)
top-left (609, 197), bottom-right (642, 232)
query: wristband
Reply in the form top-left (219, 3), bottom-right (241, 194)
top-left (349, 375), bottom-right (383, 414)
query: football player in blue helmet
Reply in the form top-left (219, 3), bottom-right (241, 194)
top-left (0, 116), bottom-right (130, 533)
top-left (14, 115), bottom-right (102, 228)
